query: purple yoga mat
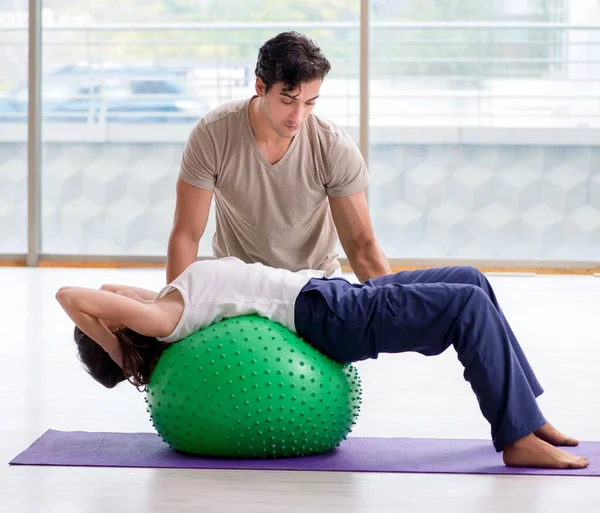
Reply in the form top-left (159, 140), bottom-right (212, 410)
top-left (9, 430), bottom-right (598, 476)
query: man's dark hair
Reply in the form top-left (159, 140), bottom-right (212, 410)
top-left (255, 31), bottom-right (331, 93)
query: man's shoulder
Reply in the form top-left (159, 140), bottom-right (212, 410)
top-left (304, 112), bottom-right (356, 149)
top-left (201, 98), bottom-right (249, 128)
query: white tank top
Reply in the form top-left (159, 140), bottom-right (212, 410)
top-left (155, 257), bottom-right (326, 343)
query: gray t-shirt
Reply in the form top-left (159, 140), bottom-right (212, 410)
top-left (178, 97), bottom-right (370, 276)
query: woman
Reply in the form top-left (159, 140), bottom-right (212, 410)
top-left (56, 257), bottom-right (587, 470)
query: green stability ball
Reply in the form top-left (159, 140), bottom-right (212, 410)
top-left (145, 315), bottom-right (362, 458)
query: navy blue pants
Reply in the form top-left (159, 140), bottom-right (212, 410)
top-left (294, 266), bottom-right (546, 452)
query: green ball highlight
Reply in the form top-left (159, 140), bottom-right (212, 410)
top-left (146, 315), bottom-right (362, 458)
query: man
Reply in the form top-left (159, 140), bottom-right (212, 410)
top-left (166, 31), bottom-right (391, 283)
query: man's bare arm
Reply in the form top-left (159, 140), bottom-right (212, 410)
top-left (166, 178), bottom-right (213, 283)
top-left (329, 190), bottom-right (391, 282)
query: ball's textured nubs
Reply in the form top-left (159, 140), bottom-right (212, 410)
top-left (145, 315), bottom-right (362, 458)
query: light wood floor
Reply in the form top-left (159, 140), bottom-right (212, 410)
top-left (1, 267), bottom-right (599, 512)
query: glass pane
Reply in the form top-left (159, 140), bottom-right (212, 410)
top-left (41, 2), bottom-right (359, 257)
top-left (369, 1), bottom-right (600, 262)
top-left (0, 4), bottom-right (28, 255)
top-left (369, 1), bottom-right (577, 129)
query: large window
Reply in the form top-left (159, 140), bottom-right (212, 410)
top-left (368, 0), bottom-right (600, 262)
top-left (1, 0), bottom-right (599, 265)
top-left (39, 1), bottom-right (360, 256)
top-left (367, 0), bottom-right (592, 130)
top-left (0, 2), bottom-right (28, 255)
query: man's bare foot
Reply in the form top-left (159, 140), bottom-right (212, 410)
top-left (534, 422), bottom-right (579, 447)
top-left (503, 433), bottom-right (588, 469)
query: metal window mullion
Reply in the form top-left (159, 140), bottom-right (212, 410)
top-left (27, 0), bottom-right (42, 267)
top-left (359, 0), bottom-right (369, 168)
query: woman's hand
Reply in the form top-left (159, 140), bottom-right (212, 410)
top-left (100, 284), bottom-right (158, 302)
top-left (115, 290), bottom-right (154, 304)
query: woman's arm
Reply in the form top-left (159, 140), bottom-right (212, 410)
top-left (56, 287), bottom-right (173, 341)
top-left (56, 287), bottom-right (122, 365)
top-left (99, 284), bottom-right (159, 302)
top-left (67, 307), bottom-right (124, 367)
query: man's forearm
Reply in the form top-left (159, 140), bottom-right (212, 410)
top-left (166, 234), bottom-right (200, 283)
top-left (348, 240), bottom-right (392, 282)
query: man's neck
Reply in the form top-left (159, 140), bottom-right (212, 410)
top-left (249, 97), bottom-right (290, 148)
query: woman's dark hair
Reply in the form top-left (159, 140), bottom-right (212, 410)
top-left (73, 326), bottom-right (170, 390)
top-left (255, 31), bottom-right (331, 93)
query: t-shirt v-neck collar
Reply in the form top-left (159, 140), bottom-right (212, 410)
top-left (243, 96), bottom-right (301, 172)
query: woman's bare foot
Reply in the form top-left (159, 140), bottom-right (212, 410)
top-left (534, 422), bottom-right (579, 447)
top-left (503, 433), bottom-right (588, 469)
